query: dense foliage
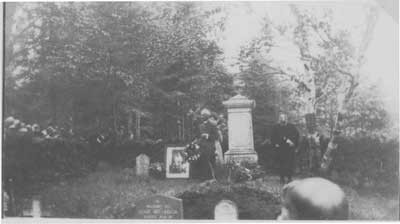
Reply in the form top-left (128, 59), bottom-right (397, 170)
top-left (5, 2), bottom-right (233, 143)
top-left (331, 137), bottom-right (399, 193)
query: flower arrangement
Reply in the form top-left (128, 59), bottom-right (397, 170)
top-left (183, 140), bottom-right (201, 163)
top-left (149, 162), bottom-right (165, 179)
top-left (225, 161), bottom-right (266, 183)
top-left (229, 162), bottom-right (253, 182)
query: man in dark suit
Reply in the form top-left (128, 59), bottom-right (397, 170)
top-left (271, 113), bottom-right (300, 184)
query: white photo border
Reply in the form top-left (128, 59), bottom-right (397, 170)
top-left (165, 146), bottom-right (190, 178)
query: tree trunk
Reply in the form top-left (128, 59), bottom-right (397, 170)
top-left (135, 111), bottom-right (141, 140)
top-left (128, 111), bottom-right (133, 139)
top-left (320, 112), bottom-right (343, 174)
top-left (305, 113), bottom-right (322, 172)
top-left (50, 92), bottom-right (57, 125)
top-left (182, 115), bottom-right (185, 141)
top-left (177, 118), bottom-right (181, 142)
top-left (70, 97), bottom-right (76, 135)
top-left (303, 64), bottom-right (321, 173)
top-left (112, 95), bottom-right (118, 135)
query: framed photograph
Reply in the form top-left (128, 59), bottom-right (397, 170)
top-left (165, 146), bottom-right (190, 178)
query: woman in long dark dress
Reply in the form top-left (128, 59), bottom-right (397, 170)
top-left (190, 109), bottom-right (218, 180)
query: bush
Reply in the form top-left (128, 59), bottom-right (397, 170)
top-left (255, 142), bottom-right (280, 174)
top-left (149, 162), bottom-right (165, 179)
top-left (2, 130), bottom-right (95, 194)
top-left (99, 139), bottom-right (165, 167)
top-left (330, 136), bottom-right (399, 192)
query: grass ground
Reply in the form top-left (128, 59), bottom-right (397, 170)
top-left (261, 175), bottom-right (399, 220)
top-left (38, 167), bottom-right (201, 218)
top-left (34, 167), bottom-right (398, 220)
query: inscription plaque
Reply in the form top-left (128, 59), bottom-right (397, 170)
top-left (134, 195), bottom-right (183, 219)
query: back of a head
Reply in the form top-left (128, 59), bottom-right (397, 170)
top-left (279, 177), bottom-right (349, 220)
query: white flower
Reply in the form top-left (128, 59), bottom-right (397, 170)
top-left (19, 128), bottom-right (28, 133)
top-left (32, 124), bottom-right (39, 131)
top-left (5, 116), bottom-right (15, 123)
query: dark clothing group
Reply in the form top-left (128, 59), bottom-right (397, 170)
top-left (271, 123), bottom-right (300, 184)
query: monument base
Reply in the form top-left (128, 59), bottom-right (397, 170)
top-left (224, 150), bottom-right (258, 164)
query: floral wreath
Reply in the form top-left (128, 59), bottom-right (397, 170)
top-left (182, 139), bottom-right (201, 163)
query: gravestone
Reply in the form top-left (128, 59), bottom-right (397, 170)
top-left (134, 195), bottom-right (183, 219)
top-left (214, 199), bottom-right (238, 220)
top-left (22, 198), bottom-right (41, 217)
top-left (21, 197), bottom-right (52, 218)
top-left (223, 94), bottom-right (258, 163)
top-left (136, 154), bottom-right (150, 176)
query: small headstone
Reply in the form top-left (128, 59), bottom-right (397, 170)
top-left (31, 199), bottom-right (41, 217)
top-left (214, 199), bottom-right (238, 220)
top-left (134, 195), bottom-right (183, 219)
top-left (136, 154), bottom-right (150, 176)
top-left (22, 198), bottom-right (42, 217)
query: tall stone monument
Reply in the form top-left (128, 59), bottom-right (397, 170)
top-left (223, 88), bottom-right (258, 163)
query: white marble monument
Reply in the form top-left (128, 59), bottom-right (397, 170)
top-left (223, 94), bottom-right (258, 163)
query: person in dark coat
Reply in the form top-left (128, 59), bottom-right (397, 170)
top-left (191, 108), bottom-right (217, 180)
top-left (271, 113), bottom-right (300, 184)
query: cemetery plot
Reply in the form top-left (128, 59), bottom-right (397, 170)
top-left (134, 195), bottom-right (183, 219)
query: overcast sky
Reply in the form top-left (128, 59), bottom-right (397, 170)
top-left (216, 0), bottom-right (398, 122)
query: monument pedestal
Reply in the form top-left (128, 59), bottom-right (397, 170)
top-left (223, 94), bottom-right (258, 164)
top-left (224, 150), bottom-right (258, 164)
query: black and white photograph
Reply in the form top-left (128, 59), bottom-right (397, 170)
top-left (1, 0), bottom-right (399, 221)
top-left (166, 147), bottom-right (190, 178)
